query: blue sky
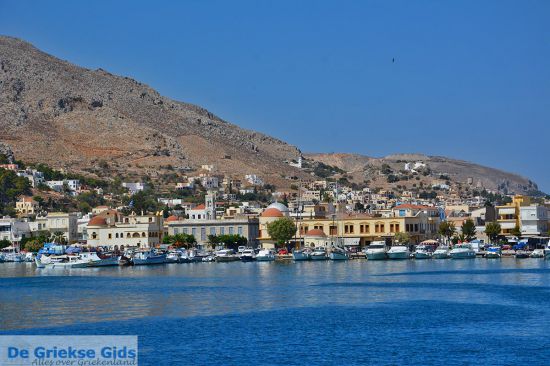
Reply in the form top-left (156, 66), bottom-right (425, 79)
top-left (1, 0), bottom-right (549, 191)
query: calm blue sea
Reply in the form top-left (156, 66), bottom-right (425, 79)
top-left (1, 259), bottom-right (549, 365)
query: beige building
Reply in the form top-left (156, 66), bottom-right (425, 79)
top-left (258, 203), bottom-right (440, 249)
top-left (16, 197), bottom-right (39, 217)
top-left (166, 215), bottom-right (260, 249)
top-left (33, 212), bottom-right (79, 243)
top-left (86, 211), bottom-right (164, 249)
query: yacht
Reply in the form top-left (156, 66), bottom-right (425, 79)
top-left (414, 244), bottom-right (434, 259)
top-left (432, 245), bottom-right (451, 259)
top-left (485, 246), bottom-right (501, 259)
top-left (214, 249), bottom-right (240, 262)
top-left (131, 249), bottom-right (167, 265)
top-left (365, 241), bottom-right (387, 260)
top-left (36, 254), bottom-right (89, 268)
top-left (449, 243), bottom-right (476, 259)
top-left (256, 249), bottom-right (276, 262)
top-left (530, 249), bottom-right (544, 258)
top-left (329, 247), bottom-right (349, 260)
top-left (80, 252), bottom-right (120, 266)
top-left (292, 248), bottom-right (311, 261)
top-left (165, 251), bottom-right (182, 263)
top-left (515, 250), bottom-right (530, 259)
top-left (310, 247), bottom-right (327, 260)
top-left (239, 248), bottom-right (256, 262)
top-left (387, 245), bottom-right (410, 260)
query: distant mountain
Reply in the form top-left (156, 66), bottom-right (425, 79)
top-left (305, 153), bottom-right (540, 195)
top-left (0, 36), bottom-right (304, 186)
top-left (0, 36), bottom-right (541, 195)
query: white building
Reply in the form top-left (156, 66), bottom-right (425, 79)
top-left (245, 174), bottom-right (264, 186)
top-left (0, 217), bottom-right (31, 247)
top-left (34, 212), bottom-right (79, 243)
top-left (520, 206), bottom-right (548, 236)
top-left (122, 182), bottom-right (147, 194)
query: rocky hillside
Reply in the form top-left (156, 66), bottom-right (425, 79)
top-left (0, 36), bottom-right (305, 186)
top-left (306, 153), bottom-right (540, 195)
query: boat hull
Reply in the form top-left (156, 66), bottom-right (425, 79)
top-left (485, 252), bottom-right (501, 259)
top-left (240, 256), bottom-right (256, 262)
top-left (366, 252), bottom-right (387, 260)
top-left (132, 255), bottom-right (167, 265)
top-left (387, 252), bottom-right (409, 260)
top-left (309, 253), bottom-right (327, 260)
top-left (329, 252), bottom-right (348, 260)
top-left (255, 256), bottom-right (275, 262)
top-left (292, 252), bottom-right (310, 261)
top-left (449, 251), bottom-right (475, 259)
top-left (414, 252), bottom-right (432, 259)
top-left (87, 257), bottom-right (120, 267)
top-left (215, 256), bottom-right (240, 262)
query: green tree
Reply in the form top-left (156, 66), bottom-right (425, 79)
top-left (215, 234), bottom-right (247, 250)
top-left (394, 232), bottom-right (410, 244)
top-left (164, 233), bottom-right (197, 249)
top-left (0, 239), bottom-right (11, 249)
top-left (438, 221), bottom-right (456, 244)
top-left (461, 219), bottom-right (477, 242)
top-left (267, 217), bottom-right (296, 248)
top-left (485, 222), bottom-right (501, 244)
top-left (24, 239), bottom-right (43, 252)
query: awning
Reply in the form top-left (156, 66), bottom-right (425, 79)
top-left (344, 237), bottom-right (360, 246)
top-left (500, 222), bottom-right (516, 229)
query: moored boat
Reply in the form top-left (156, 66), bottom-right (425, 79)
top-left (545, 240), bottom-right (550, 260)
top-left (432, 245), bottom-right (450, 259)
top-left (292, 248), bottom-right (311, 261)
top-left (131, 249), bottom-right (167, 265)
top-left (328, 247), bottom-right (349, 260)
top-left (214, 249), bottom-right (240, 262)
top-left (414, 244), bottom-right (434, 259)
top-left (530, 249), bottom-right (544, 258)
top-left (365, 241), bottom-right (387, 260)
top-left (485, 246), bottom-right (501, 259)
top-left (239, 248), bottom-right (256, 262)
top-left (449, 243), bottom-right (476, 259)
top-left (256, 249), bottom-right (276, 261)
top-left (309, 247), bottom-right (327, 261)
top-left (81, 251), bottom-right (120, 267)
top-left (36, 254), bottom-right (90, 268)
top-left (387, 245), bottom-right (410, 260)
top-left (515, 250), bottom-right (530, 259)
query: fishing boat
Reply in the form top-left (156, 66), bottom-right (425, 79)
top-left (449, 243), bottom-right (476, 259)
top-left (1, 247), bottom-right (25, 262)
top-left (387, 245), bottom-right (410, 260)
top-left (309, 247), bottom-right (327, 260)
top-left (214, 249), bottom-right (239, 262)
top-left (432, 245), bottom-right (451, 259)
top-left (365, 241), bottom-right (387, 260)
top-left (414, 244), bottom-right (434, 259)
top-left (239, 248), bottom-right (256, 262)
top-left (131, 249), bottom-right (167, 265)
top-left (80, 251), bottom-right (120, 267)
top-left (256, 249), bottom-right (276, 262)
top-left (292, 248), bottom-right (311, 261)
top-left (485, 246), bottom-right (501, 259)
top-left (165, 251), bottom-right (182, 263)
top-left (329, 247), bottom-right (349, 260)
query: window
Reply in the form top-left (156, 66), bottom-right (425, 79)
top-left (229, 227), bottom-right (234, 235)
top-left (329, 225), bottom-right (337, 235)
top-left (238, 226), bottom-right (243, 235)
top-left (414, 224), bottom-right (419, 232)
top-left (192, 228), bottom-right (197, 237)
top-left (182, 228), bottom-right (188, 234)
top-left (210, 227), bottom-right (216, 235)
top-left (201, 227), bottom-right (206, 241)
top-left (174, 228), bottom-right (179, 234)
top-left (108, 233), bottom-right (112, 239)
top-left (395, 224), bottom-right (400, 232)
top-left (220, 227), bottom-right (225, 235)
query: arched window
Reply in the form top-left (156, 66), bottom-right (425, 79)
top-left (142, 232), bottom-right (146, 238)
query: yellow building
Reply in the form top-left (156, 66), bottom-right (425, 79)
top-left (495, 195), bottom-right (531, 235)
top-left (15, 196), bottom-right (39, 217)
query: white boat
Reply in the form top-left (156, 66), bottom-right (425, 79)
top-left (215, 249), bottom-right (240, 262)
top-left (1, 247), bottom-right (25, 262)
top-left (329, 247), bottom-right (349, 260)
top-left (544, 240), bottom-right (550, 259)
top-left (80, 252), bottom-right (119, 266)
top-left (256, 249), bottom-right (276, 262)
top-left (387, 245), bottom-right (410, 260)
top-left (365, 241), bottom-right (387, 260)
top-left (515, 250), bottom-right (530, 259)
top-left (309, 247), bottom-right (327, 261)
top-left (36, 254), bottom-right (90, 268)
top-left (414, 244), bottom-right (434, 259)
top-left (132, 249), bottom-right (167, 265)
top-left (239, 248), bottom-right (256, 262)
top-left (432, 245), bottom-right (451, 259)
top-left (292, 248), bottom-right (311, 261)
top-left (449, 244), bottom-right (476, 259)
top-left (485, 246), bottom-right (501, 259)
top-left (530, 249), bottom-right (544, 258)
